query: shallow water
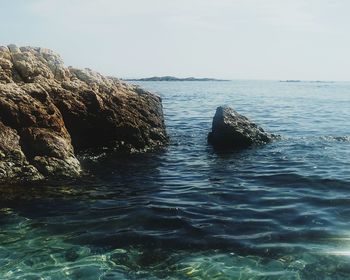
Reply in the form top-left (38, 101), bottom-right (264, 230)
top-left (1, 80), bottom-right (350, 279)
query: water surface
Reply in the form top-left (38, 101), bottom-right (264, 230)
top-left (1, 80), bottom-right (350, 279)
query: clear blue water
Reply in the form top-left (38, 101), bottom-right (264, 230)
top-left (1, 80), bottom-right (350, 279)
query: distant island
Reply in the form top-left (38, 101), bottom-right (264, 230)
top-left (279, 80), bottom-right (302, 83)
top-left (279, 80), bottom-right (334, 83)
top-left (124, 76), bottom-right (230, 82)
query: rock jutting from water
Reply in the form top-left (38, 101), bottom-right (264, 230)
top-left (208, 106), bottom-right (278, 149)
top-left (0, 45), bottom-right (168, 183)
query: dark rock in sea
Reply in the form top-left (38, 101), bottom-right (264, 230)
top-left (0, 44), bottom-right (168, 183)
top-left (208, 106), bottom-right (278, 149)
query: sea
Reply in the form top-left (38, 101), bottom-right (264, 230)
top-left (0, 80), bottom-right (350, 279)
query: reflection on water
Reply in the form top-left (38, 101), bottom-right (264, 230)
top-left (1, 80), bottom-right (350, 279)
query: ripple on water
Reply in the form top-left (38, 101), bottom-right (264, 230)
top-left (1, 81), bottom-right (350, 278)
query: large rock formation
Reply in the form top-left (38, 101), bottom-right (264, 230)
top-left (208, 106), bottom-right (277, 149)
top-left (0, 45), bottom-right (168, 183)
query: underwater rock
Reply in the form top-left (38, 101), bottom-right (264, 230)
top-left (208, 106), bottom-right (278, 149)
top-left (0, 45), bottom-right (168, 183)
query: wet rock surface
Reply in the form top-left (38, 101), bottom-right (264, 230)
top-left (208, 106), bottom-right (278, 149)
top-left (0, 45), bottom-right (168, 183)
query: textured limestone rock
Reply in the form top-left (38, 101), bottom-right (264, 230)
top-left (0, 82), bottom-right (80, 179)
top-left (208, 106), bottom-right (278, 149)
top-left (0, 121), bottom-right (43, 181)
top-left (0, 45), bottom-right (168, 183)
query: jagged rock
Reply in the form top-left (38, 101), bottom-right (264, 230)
top-left (208, 106), bottom-right (278, 149)
top-left (0, 44), bottom-right (168, 183)
top-left (0, 82), bottom-right (81, 180)
top-left (0, 121), bottom-right (44, 181)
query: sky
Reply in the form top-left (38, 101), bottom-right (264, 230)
top-left (2, 0), bottom-right (350, 81)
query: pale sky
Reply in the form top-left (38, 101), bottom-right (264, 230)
top-left (3, 0), bottom-right (350, 80)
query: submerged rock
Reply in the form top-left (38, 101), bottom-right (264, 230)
top-left (0, 45), bottom-right (168, 183)
top-left (208, 106), bottom-right (277, 149)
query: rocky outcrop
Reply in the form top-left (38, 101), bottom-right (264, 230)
top-left (0, 121), bottom-right (44, 181)
top-left (208, 106), bottom-right (278, 149)
top-left (0, 45), bottom-right (168, 183)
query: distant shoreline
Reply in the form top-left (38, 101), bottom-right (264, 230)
top-left (279, 80), bottom-right (335, 83)
top-left (124, 76), bottom-right (230, 82)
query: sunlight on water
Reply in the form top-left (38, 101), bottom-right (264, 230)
top-left (2, 206), bottom-right (350, 279)
top-left (2, 212), bottom-right (350, 280)
top-left (1, 81), bottom-right (350, 279)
